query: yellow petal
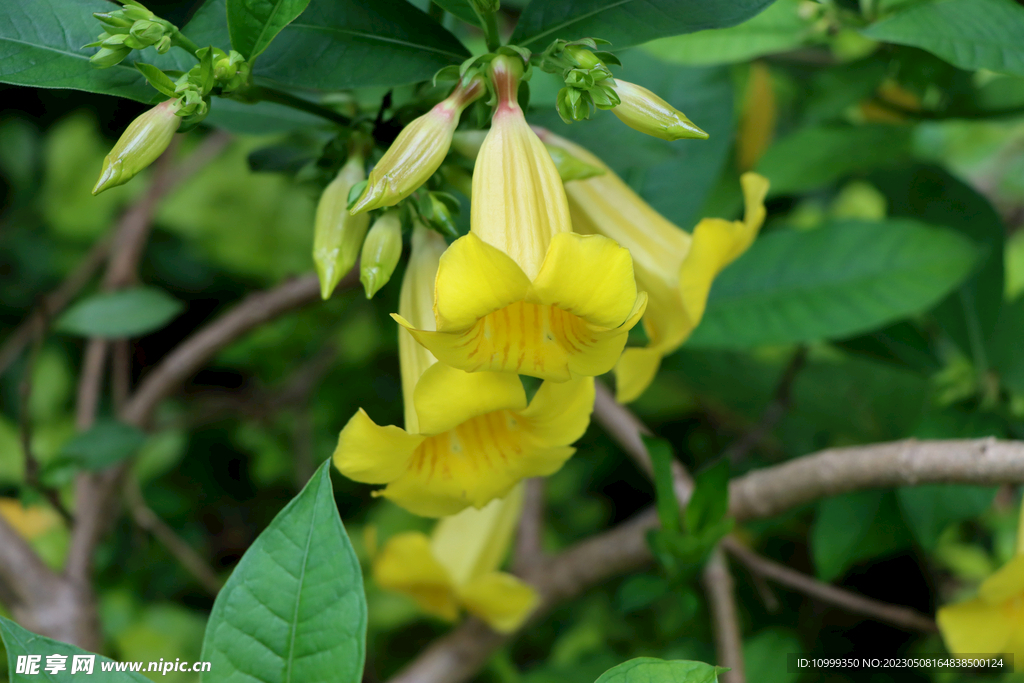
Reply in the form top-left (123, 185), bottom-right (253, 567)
top-left (0, 498), bottom-right (61, 539)
top-left (980, 555), bottom-right (1024, 603)
top-left (614, 347), bottom-right (664, 404)
top-left (332, 409), bottom-right (424, 484)
top-left (530, 233), bottom-right (638, 329)
top-left (431, 485), bottom-right (524, 586)
top-left (564, 291), bottom-right (647, 380)
top-left (433, 233), bottom-right (532, 331)
top-left (937, 598), bottom-right (1016, 657)
top-left (373, 531), bottom-right (459, 621)
top-left (457, 571), bottom-right (539, 633)
top-left (518, 377), bottom-right (595, 447)
top-left (413, 362), bottom-right (527, 435)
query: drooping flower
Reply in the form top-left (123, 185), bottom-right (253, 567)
top-left (539, 130), bottom-right (769, 402)
top-left (351, 76), bottom-right (485, 214)
top-left (333, 225), bottom-right (595, 517)
top-left (93, 99), bottom-right (180, 194)
top-left (937, 554), bottom-right (1024, 663)
top-left (373, 484), bottom-right (538, 633)
top-left (394, 55), bottom-right (647, 382)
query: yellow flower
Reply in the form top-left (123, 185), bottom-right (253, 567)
top-left (539, 131), bottom-right (769, 402)
top-left (937, 554), bottom-right (1024, 662)
top-left (333, 225), bottom-right (595, 517)
top-left (373, 484), bottom-right (538, 633)
top-left (394, 55), bottom-right (647, 382)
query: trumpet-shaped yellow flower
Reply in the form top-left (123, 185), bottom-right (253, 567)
top-left (539, 131), bottom-right (769, 402)
top-left (333, 226), bottom-right (595, 517)
top-left (937, 554), bottom-right (1024, 662)
top-left (373, 485), bottom-right (539, 633)
top-left (394, 56), bottom-right (647, 382)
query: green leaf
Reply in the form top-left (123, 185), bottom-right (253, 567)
top-left (643, 436), bottom-right (682, 534)
top-left (135, 62), bottom-right (179, 98)
top-left (56, 287), bottom-right (183, 338)
top-left (744, 629), bottom-right (801, 683)
top-left (512, 0), bottom-right (778, 50)
top-left (687, 219), bottom-right (978, 349)
top-left (898, 485), bottom-right (997, 551)
top-left (643, 0), bottom-right (809, 66)
top-left (431, 0), bottom-right (481, 26)
top-left (254, 0), bottom-right (469, 90)
top-left (227, 0), bottom-right (311, 60)
top-left (205, 98), bottom-right (328, 134)
top-left (201, 460), bottom-right (367, 683)
top-left (54, 419), bottom-right (147, 471)
top-left (594, 657), bottom-right (726, 683)
top-left (863, 0), bottom-right (1024, 76)
top-left (1, 616), bottom-right (150, 682)
top-left (756, 125), bottom-right (912, 197)
top-left (685, 460), bottom-right (730, 535)
top-left (812, 490), bottom-right (913, 581)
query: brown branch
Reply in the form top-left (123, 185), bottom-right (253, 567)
top-left (513, 478), bottom-right (546, 574)
top-left (703, 548), bottom-right (745, 683)
top-left (721, 537), bottom-right (936, 632)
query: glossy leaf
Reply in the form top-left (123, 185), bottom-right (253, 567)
top-left (201, 460), bottom-right (367, 683)
top-left (594, 658), bottom-right (726, 683)
top-left (254, 0), bottom-right (469, 90)
top-left (643, 0), bottom-right (809, 66)
top-left (227, 0), bottom-right (311, 60)
top-left (511, 0), bottom-right (778, 50)
top-left (1, 616), bottom-right (149, 682)
top-left (864, 0), bottom-right (1024, 76)
top-left (56, 287), bottom-right (184, 338)
top-left (757, 125), bottom-right (912, 196)
top-left (687, 219), bottom-right (978, 349)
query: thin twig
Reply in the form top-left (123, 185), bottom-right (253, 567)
top-left (513, 478), bottom-right (546, 574)
top-left (703, 548), bottom-right (745, 683)
top-left (722, 538), bottom-right (937, 632)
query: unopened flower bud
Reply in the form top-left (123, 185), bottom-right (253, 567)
top-left (610, 80), bottom-right (708, 141)
top-left (90, 45), bottom-right (132, 68)
top-left (314, 156), bottom-right (371, 299)
top-left (155, 35), bottom-right (172, 53)
top-left (351, 76), bottom-right (484, 214)
top-left (93, 99), bottom-right (180, 194)
top-left (129, 19), bottom-right (165, 46)
top-left (359, 211), bottom-right (404, 299)
top-left (121, 2), bottom-right (155, 22)
top-left (420, 192), bottom-right (459, 239)
top-left (94, 11), bottom-right (133, 28)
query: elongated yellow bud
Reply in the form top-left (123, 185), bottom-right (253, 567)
top-left (313, 155), bottom-right (370, 299)
top-left (351, 77), bottom-right (485, 214)
top-left (360, 211), bottom-right (404, 298)
top-left (93, 99), bottom-right (180, 194)
top-left (610, 80), bottom-right (708, 141)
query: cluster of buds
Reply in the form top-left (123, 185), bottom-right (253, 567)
top-left (87, 1), bottom-right (175, 67)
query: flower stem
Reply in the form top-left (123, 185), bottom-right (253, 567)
top-left (479, 9), bottom-right (501, 52)
top-left (170, 29), bottom-right (201, 58)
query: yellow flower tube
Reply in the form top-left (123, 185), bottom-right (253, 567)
top-left (333, 225), bottom-right (595, 517)
top-left (394, 55), bottom-right (648, 382)
top-left (937, 554), bottom-right (1024, 663)
top-left (539, 130), bottom-right (769, 402)
top-left (373, 485), bottom-right (539, 633)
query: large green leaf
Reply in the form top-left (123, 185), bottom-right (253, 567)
top-left (254, 0), bottom-right (469, 90)
top-left (756, 125), bottom-right (912, 197)
top-left (1, 616), bottom-right (149, 682)
top-left (864, 0), bottom-right (1024, 76)
top-left (201, 461), bottom-right (366, 683)
top-left (594, 658), bottom-right (725, 683)
top-left (56, 287), bottom-right (184, 338)
top-left (510, 0), bottom-right (778, 50)
top-left (227, 0), bottom-right (311, 60)
top-left (643, 0), bottom-right (809, 66)
top-left (687, 219), bottom-right (978, 349)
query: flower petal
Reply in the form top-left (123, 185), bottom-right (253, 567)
top-left (979, 555), bottom-right (1024, 603)
top-left (614, 347), bottom-right (664, 404)
top-left (373, 531), bottom-right (459, 621)
top-left (564, 291), bottom-right (648, 379)
top-left (433, 233), bottom-right (531, 332)
top-left (431, 485), bottom-right (524, 586)
top-left (937, 598), bottom-right (1015, 657)
top-left (458, 571), bottom-right (539, 633)
top-left (413, 362), bottom-right (527, 436)
top-left (332, 409), bottom-right (424, 484)
top-left (519, 377), bottom-right (595, 447)
top-left (530, 233), bottom-right (638, 329)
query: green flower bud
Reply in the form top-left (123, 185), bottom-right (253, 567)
top-left (470, 0), bottom-right (500, 13)
top-left (609, 79), bottom-right (708, 141)
top-left (351, 76), bottom-right (485, 214)
top-left (94, 11), bottom-right (133, 28)
top-left (359, 211), bottom-right (404, 299)
top-left (93, 99), bottom-right (181, 195)
top-left (90, 44), bottom-right (132, 68)
top-left (101, 32), bottom-right (130, 47)
top-left (544, 144), bottom-right (604, 182)
top-left (155, 35), bottom-right (172, 53)
top-left (121, 2), bottom-right (155, 22)
top-left (420, 192), bottom-right (459, 240)
top-left (129, 19), bottom-right (165, 46)
top-left (314, 156), bottom-right (371, 299)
